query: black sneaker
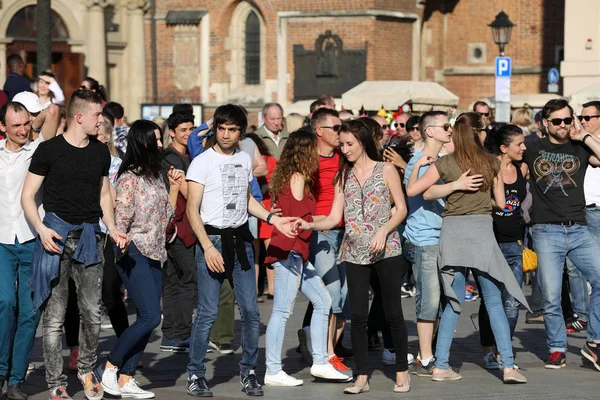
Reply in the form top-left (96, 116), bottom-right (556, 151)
top-left (544, 351), bottom-right (566, 369)
top-left (240, 370), bottom-right (263, 396)
top-left (217, 343), bottom-right (234, 355)
top-left (368, 334), bottom-right (381, 350)
top-left (566, 318), bottom-right (588, 333)
top-left (187, 375), bottom-right (213, 397)
top-left (581, 342), bottom-right (600, 371)
top-left (6, 383), bottom-right (28, 400)
top-left (411, 357), bottom-right (436, 376)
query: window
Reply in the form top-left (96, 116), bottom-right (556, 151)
top-left (7, 6), bottom-right (69, 40)
top-left (245, 12), bottom-right (260, 85)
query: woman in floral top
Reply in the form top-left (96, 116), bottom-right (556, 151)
top-left (297, 120), bottom-right (410, 394)
top-left (96, 120), bottom-right (182, 398)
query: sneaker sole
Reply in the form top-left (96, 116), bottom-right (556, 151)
top-left (431, 374), bottom-right (462, 382)
top-left (264, 380), bottom-right (303, 387)
top-left (503, 377), bottom-right (527, 384)
top-left (187, 390), bottom-right (213, 397)
top-left (581, 347), bottom-right (600, 371)
top-left (121, 393), bottom-right (155, 399)
top-left (544, 363), bottom-right (566, 369)
top-left (160, 346), bottom-right (173, 352)
top-left (172, 347), bottom-right (190, 353)
top-left (219, 350), bottom-right (234, 355)
top-left (311, 372), bottom-right (353, 382)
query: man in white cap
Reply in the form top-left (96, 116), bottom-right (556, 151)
top-left (13, 91), bottom-right (51, 140)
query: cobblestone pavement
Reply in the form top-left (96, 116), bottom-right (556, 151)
top-left (19, 285), bottom-right (599, 400)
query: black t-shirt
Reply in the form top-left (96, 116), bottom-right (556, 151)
top-left (29, 135), bottom-right (110, 224)
top-left (493, 163), bottom-right (527, 242)
top-left (523, 137), bottom-right (593, 225)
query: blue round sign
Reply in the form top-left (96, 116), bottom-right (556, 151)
top-left (548, 68), bottom-right (559, 84)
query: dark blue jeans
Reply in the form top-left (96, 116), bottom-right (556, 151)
top-left (108, 242), bottom-right (162, 375)
top-left (187, 236), bottom-right (259, 379)
top-left (0, 239), bottom-right (40, 386)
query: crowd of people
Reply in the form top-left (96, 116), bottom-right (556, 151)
top-left (1, 53), bottom-right (600, 400)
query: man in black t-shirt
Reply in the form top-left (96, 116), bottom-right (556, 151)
top-left (21, 90), bottom-right (128, 400)
top-left (522, 98), bottom-right (600, 371)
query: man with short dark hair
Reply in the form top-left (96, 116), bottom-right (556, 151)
top-left (0, 101), bottom-right (59, 400)
top-left (309, 100), bottom-right (327, 119)
top-left (523, 98), bottom-right (600, 370)
top-left (104, 101), bottom-right (128, 157)
top-left (185, 104), bottom-right (296, 397)
top-left (3, 54), bottom-right (31, 101)
top-left (473, 101), bottom-right (491, 128)
top-left (160, 112), bottom-right (197, 354)
top-left (318, 94), bottom-right (336, 109)
top-left (257, 103), bottom-right (287, 159)
top-left (22, 90), bottom-right (128, 400)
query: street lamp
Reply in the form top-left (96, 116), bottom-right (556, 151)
top-left (489, 11), bottom-right (515, 56)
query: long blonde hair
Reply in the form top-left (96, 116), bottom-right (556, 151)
top-left (100, 118), bottom-right (118, 157)
top-left (452, 112), bottom-right (497, 191)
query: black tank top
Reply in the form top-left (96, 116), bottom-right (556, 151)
top-left (493, 162), bottom-right (527, 242)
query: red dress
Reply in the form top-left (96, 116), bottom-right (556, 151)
top-left (259, 155), bottom-right (277, 239)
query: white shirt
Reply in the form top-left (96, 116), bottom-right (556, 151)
top-left (585, 134), bottom-right (600, 205)
top-left (0, 136), bottom-right (45, 244)
top-left (263, 126), bottom-right (280, 146)
top-left (186, 148), bottom-right (253, 228)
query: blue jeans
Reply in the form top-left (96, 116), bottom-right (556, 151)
top-left (109, 242), bottom-right (162, 375)
top-left (413, 244), bottom-right (440, 321)
top-left (265, 252), bottom-right (331, 374)
top-left (586, 206), bottom-right (600, 240)
top-left (188, 236), bottom-right (259, 378)
top-left (0, 239), bottom-right (40, 386)
top-left (499, 242), bottom-right (523, 336)
top-left (532, 223), bottom-right (600, 353)
top-left (310, 229), bottom-right (349, 317)
top-left (566, 257), bottom-right (589, 321)
top-left (435, 267), bottom-right (514, 369)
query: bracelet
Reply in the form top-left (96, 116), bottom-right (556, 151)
top-left (204, 244), bottom-right (214, 252)
top-left (266, 213), bottom-right (274, 225)
top-left (583, 133), bottom-right (593, 143)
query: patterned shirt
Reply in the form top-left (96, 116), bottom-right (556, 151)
top-left (338, 162), bottom-right (402, 265)
top-left (115, 171), bottom-right (174, 261)
top-left (113, 125), bottom-right (129, 156)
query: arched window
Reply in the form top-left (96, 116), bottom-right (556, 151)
top-left (7, 5), bottom-right (69, 40)
top-left (245, 12), bottom-right (260, 85)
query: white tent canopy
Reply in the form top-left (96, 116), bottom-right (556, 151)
top-left (485, 93), bottom-right (564, 109)
top-left (341, 81), bottom-right (459, 111)
top-left (569, 83), bottom-right (600, 108)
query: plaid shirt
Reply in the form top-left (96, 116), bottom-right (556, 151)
top-left (113, 125), bottom-right (129, 155)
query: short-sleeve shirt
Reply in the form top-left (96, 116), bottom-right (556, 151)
top-left (29, 135), bottom-right (110, 224)
top-left (403, 151), bottom-right (444, 246)
top-left (186, 148), bottom-right (253, 228)
top-left (434, 153), bottom-right (500, 216)
top-left (523, 137), bottom-right (593, 225)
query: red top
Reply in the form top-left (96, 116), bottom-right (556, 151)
top-left (314, 151), bottom-right (343, 227)
top-left (259, 155), bottom-right (277, 239)
top-left (265, 183), bottom-right (315, 263)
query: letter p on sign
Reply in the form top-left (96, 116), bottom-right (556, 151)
top-left (495, 57), bottom-right (512, 78)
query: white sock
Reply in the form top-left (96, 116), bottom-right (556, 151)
top-left (420, 356), bottom-right (433, 365)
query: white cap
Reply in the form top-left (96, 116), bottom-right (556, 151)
top-left (13, 91), bottom-right (47, 114)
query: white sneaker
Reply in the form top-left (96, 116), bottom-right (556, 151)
top-left (264, 371), bottom-right (304, 387)
top-left (120, 379), bottom-right (155, 399)
top-left (310, 363), bottom-right (352, 381)
top-left (382, 349), bottom-right (414, 365)
top-left (100, 366), bottom-right (121, 396)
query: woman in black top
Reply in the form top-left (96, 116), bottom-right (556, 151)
top-left (479, 125), bottom-right (528, 369)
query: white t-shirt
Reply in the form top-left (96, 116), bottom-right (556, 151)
top-left (186, 148), bottom-right (254, 228)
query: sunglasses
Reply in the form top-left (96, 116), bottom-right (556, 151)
top-left (408, 127), bottom-right (419, 132)
top-left (546, 117), bottom-right (574, 126)
top-left (320, 125), bottom-right (342, 132)
top-left (381, 124), bottom-right (389, 130)
top-left (395, 123), bottom-right (405, 128)
top-left (578, 115), bottom-right (600, 122)
top-left (428, 123), bottom-right (452, 131)
top-left (478, 112), bottom-right (489, 117)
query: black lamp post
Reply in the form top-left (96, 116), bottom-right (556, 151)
top-left (489, 11), bottom-right (515, 56)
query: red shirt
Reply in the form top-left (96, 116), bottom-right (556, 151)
top-left (314, 151), bottom-right (344, 227)
top-left (265, 183), bottom-right (315, 263)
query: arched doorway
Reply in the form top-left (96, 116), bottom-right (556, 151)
top-left (6, 5), bottom-right (83, 100)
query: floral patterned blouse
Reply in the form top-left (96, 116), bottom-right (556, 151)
top-left (338, 162), bottom-right (402, 265)
top-left (115, 171), bottom-right (174, 261)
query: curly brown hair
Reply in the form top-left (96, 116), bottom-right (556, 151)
top-left (270, 130), bottom-right (319, 199)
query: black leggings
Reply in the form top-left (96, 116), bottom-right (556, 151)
top-left (346, 256), bottom-right (409, 375)
top-left (65, 236), bottom-right (130, 347)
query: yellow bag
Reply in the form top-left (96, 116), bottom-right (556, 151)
top-left (521, 240), bottom-right (538, 272)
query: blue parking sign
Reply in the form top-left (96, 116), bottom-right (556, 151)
top-left (495, 57), bottom-right (512, 77)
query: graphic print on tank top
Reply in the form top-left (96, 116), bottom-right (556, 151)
top-left (220, 162), bottom-right (248, 226)
top-left (533, 150), bottom-right (581, 196)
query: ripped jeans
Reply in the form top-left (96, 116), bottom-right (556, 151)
top-left (265, 251), bottom-right (331, 375)
top-left (479, 241), bottom-right (523, 346)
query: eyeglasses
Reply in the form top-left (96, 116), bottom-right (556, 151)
top-left (478, 112), bottom-right (489, 117)
top-left (578, 115), bottom-right (600, 122)
top-left (427, 123), bottom-right (452, 131)
top-left (216, 125), bottom-right (241, 134)
top-left (319, 125), bottom-right (342, 132)
top-left (546, 117), bottom-right (574, 126)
